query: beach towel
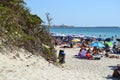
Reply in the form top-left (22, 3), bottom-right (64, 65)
top-left (92, 55), bottom-right (101, 60)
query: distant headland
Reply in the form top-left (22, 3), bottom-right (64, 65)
top-left (50, 24), bottom-right (120, 28)
top-left (51, 24), bottom-right (75, 28)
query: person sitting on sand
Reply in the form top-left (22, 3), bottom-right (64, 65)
top-left (80, 48), bottom-right (87, 58)
top-left (104, 43), bottom-right (110, 53)
top-left (112, 64), bottom-right (120, 79)
top-left (91, 48), bottom-right (102, 60)
top-left (78, 48), bottom-right (83, 57)
top-left (91, 47), bottom-right (98, 55)
top-left (105, 53), bottom-right (120, 59)
top-left (86, 49), bottom-right (92, 59)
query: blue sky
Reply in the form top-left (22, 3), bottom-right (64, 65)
top-left (25, 0), bottom-right (120, 27)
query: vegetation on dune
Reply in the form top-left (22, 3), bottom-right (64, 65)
top-left (0, 0), bottom-right (57, 62)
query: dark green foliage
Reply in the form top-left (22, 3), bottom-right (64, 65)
top-left (0, 0), bottom-right (57, 62)
top-left (42, 47), bottom-right (57, 62)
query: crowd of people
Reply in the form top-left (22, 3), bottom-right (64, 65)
top-left (76, 46), bottom-right (105, 60)
top-left (54, 35), bottom-right (120, 62)
top-left (53, 36), bottom-right (120, 79)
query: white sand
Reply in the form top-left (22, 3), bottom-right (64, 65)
top-left (0, 47), bottom-right (120, 80)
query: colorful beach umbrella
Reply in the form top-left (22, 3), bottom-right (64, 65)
top-left (106, 42), bottom-right (113, 48)
top-left (72, 38), bottom-right (80, 42)
top-left (89, 42), bottom-right (105, 48)
top-left (97, 38), bottom-right (104, 41)
top-left (79, 34), bottom-right (84, 38)
top-left (105, 38), bottom-right (113, 42)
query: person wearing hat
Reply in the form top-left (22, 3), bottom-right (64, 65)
top-left (112, 64), bottom-right (120, 79)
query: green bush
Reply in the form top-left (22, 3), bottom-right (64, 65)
top-left (0, 0), bottom-right (57, 63)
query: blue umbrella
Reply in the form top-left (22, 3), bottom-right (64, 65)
top-left (105, 38), bottom-right (113, 42)
top-left (97, 38), bottom-right (104, 41)
top-left (89, 42), bottom-right (105, 48)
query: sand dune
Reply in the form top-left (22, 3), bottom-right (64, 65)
top-left (0, 47), bottom-right (120, 80)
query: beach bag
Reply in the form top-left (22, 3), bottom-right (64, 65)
top-left (58, 50), bottom-right (65, 63)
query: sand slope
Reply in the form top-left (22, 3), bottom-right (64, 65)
top-left (0, 47), bottom-right (120, 80)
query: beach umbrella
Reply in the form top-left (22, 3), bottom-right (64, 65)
top-left (116, 38), bottom-right (120, 42)
top-left (89, 42), bottom-right (105, 48)
top-left (106, 42), bottom-right (113, 48)
top-left (79, 34), bottom-right (84, 38)
top-left (97, 38), bottom-right (104, 41)
top-left (105, 38), bottom-right (113, 42)
top-left (58, 33), bottom-right (66, 37)
top-left (72, 38), bottom-right (80, 42)
top-left (91, 35), bottom-right (97, 38)
top-left (85, 38), bottom-right (92, 42)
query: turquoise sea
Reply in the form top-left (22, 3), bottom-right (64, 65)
top-left (50, 27), bottom-right (120, 39)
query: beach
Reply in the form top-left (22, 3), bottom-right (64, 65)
top-left (1, 0), bottom-right (120, 80)
top-left (0, 47), bottom-right (120, 80)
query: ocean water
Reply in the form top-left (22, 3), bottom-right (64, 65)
top-left (50, 27), bottom-right (120, 39)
